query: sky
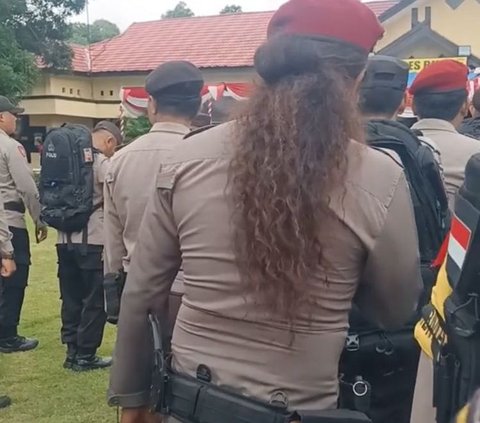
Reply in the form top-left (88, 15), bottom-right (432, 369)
top-left (74, 0), bottom-right (287, 30)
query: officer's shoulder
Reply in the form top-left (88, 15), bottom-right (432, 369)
top-left (347, 140), bottom-right (404, 201)
top-left (183, 125), bottom-right (215, 140)
top-left (165, 122), bottom-right (234, 165)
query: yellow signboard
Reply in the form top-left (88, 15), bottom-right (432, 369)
top-left (406, 57), bottom-right (468, 72)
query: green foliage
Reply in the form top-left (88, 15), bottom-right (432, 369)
top-left (68, 19), bottom-right (120, 45)
top-left (220, 4), bottom-right (243, 14)
top-left (0, 0), bottom-right (86, 99)
top-left (0, 26), bottom-right (38, 101)
top-left (1, 0), bottom-right (86, 69)
top-left (123, 117), bottom-right (152, 142)
top-left (162, 1), bottom-right (195, 18)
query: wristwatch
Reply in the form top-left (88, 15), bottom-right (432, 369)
top-left (1, 252), bottom-right (15, 260)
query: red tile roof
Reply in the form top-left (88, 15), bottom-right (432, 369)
top-left (71, 1), bottom-right (399, 74)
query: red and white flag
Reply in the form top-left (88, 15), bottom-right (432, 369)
top-left (448, 215), bottom-right (472, 270)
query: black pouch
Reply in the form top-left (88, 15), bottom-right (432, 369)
top-left (104, 271), bottom-right (126, 324)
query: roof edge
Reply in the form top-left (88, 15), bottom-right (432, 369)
top-left (379, 0), bottom-right (415, 22)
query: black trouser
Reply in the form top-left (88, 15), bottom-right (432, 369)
top-left (0, 227), bottom-right (30, 339)
top-left (57, 244), bottom-right (106, 353)
top-left (366, 350), bottom-right (420, 423)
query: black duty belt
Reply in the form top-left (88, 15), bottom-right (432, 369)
top-left (148, 314), bottom-right (371, 423)
top-left (4, 201), bottom-right (26, 214)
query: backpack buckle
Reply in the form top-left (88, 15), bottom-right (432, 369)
top-left (345, 334), bottom-right (360, 352)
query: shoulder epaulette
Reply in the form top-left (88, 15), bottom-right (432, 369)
top-left (183, 125), bottom-right (215, 140)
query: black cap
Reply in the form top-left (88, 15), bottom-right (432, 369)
top-left (94, 121), bottom-right (123, 145)
top-left (145, 61), bottom-right (204, 97)
top-left (361, 55), bottom-right (409, 91)
top-left (0, 96), bottom-right (24, 114)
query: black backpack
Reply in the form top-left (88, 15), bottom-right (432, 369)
top-left (39, 124), bottom-right (96, 234)
top-left (367, 120), bottom-right (449, 267)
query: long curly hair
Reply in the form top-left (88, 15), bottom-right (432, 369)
top-left (229, 35), bottom-right (368, 323)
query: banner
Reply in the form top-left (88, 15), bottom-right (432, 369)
top-left (406, 57), bottom-right (468, 72)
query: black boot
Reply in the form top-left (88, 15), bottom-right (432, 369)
top-left (0, 336), bottom-right (38, 353)
top-left (72, 350), bottom-right (112, 372)
top-left (63, 344), bottom-right (77, 369)
top-left (0, 395), bottom-right (11, 409)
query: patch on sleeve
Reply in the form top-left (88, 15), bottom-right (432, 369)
top-left (17, 145), bottom-right (26, 158)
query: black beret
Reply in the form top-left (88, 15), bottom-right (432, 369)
top-left (361, 55), bottom-right (409, 92)
top-left (145, 61), bottom-right (204, 97)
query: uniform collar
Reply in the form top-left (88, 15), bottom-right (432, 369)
top-left (412, 119), bottom-right (458, 134)
top-left (150, 122), bottom-right (190, 135)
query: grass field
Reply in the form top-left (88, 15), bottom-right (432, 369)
top-left (1, 223), bottom-right (118, 423)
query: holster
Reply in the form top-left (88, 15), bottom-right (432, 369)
top-left (104, 271), bottom-right (126, 324)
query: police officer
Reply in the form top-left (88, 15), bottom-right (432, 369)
top-left (109, 1), bottom-right (422, 422)
top-left (0, 197), bottom-right (17, 409)
top-left (104, 61), bottom-right (204, 330)
top-left (0, 96), bottom-right (47, 353)
top-left (411, 60), bottom-right (480, 208)
top-left (57, 121), bottom-right (121, 371)
top-left (351, 55), bottom-right (448, 423)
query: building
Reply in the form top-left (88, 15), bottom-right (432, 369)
top-left (18, 0), bottom-right (480, 144)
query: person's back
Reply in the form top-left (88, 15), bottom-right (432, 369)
top-left (143, 124), bottom-right (419, 408)
top-left (459, 88), bottom-right (480, 140)
top-left (109, 1), bottom-right (422, 420)
top-left (410, 61), bottom-right (480, 208)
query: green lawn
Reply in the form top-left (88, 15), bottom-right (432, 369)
top-left (1, 223), bottom-right (117, 422)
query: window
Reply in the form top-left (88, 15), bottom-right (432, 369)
top-left (62, 87), bottom-right (66, 94)
top-left (110, 90), bottom-right (114, 96)
top-left (101, 90), bottom-right (105, 96)
top-left (69, 88), bottom-right (73, 94)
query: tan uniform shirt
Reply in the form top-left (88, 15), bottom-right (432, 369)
top-left (109, 123), bottom-right (422, 410)
top-left (104, 122), bottom-right (189, 276)
top-left (412, 119), bottom-right (480, 208)
top-left (0, 129), bottom-right (42, 229)
top-left (57, 152), bottom-right (109, 246)
top-left (0, 198), bottom-right (13, 256)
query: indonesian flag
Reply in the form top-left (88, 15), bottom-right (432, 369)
top-left (448, 215), bottom-right (472, 270)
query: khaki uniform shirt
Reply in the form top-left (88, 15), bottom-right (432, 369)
top-left (412, 119), bottom-right (480, 208)
top-left (0, 198), bottom-right (13, 255)
top-left (0, 129), bottom-right (42, 229)
top-left (57, 152), bottom-right (109, 246)
top-left (109, 123), bottom-right (422, 409)
top-left (104, 122), bottom-right (189, 276)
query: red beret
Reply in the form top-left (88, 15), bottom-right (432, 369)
top-left (267, 0), bottom-right (384, 53)
top-left (409, 60), bottom-right (469, 95)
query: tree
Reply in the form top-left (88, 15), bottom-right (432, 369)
top-left (162, 1), bottom-right (194, 18)
top-left (0, 0), bottom-right (86, 99)
top-left (220, 4), bottom-right (243, 14)
top-left (69, 19), bottom-right (120, 45)
top-left (123, 117), bottom-right (152, 143)
top-left (0, 27), bottom-right (38, 102)
top-left (2, 0), bottom-right (86, 69)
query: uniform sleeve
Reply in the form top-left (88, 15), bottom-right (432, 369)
top-left (108, 168), bottom-right (182, 408)
top-left (355, 171), bottom-right (422, 329)
top-left (0, 198), bottom-right (13, 255)
top-left (103, 168), bottom-right (127, 275)
top-left (7, 142), bottom-right (43, 226)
